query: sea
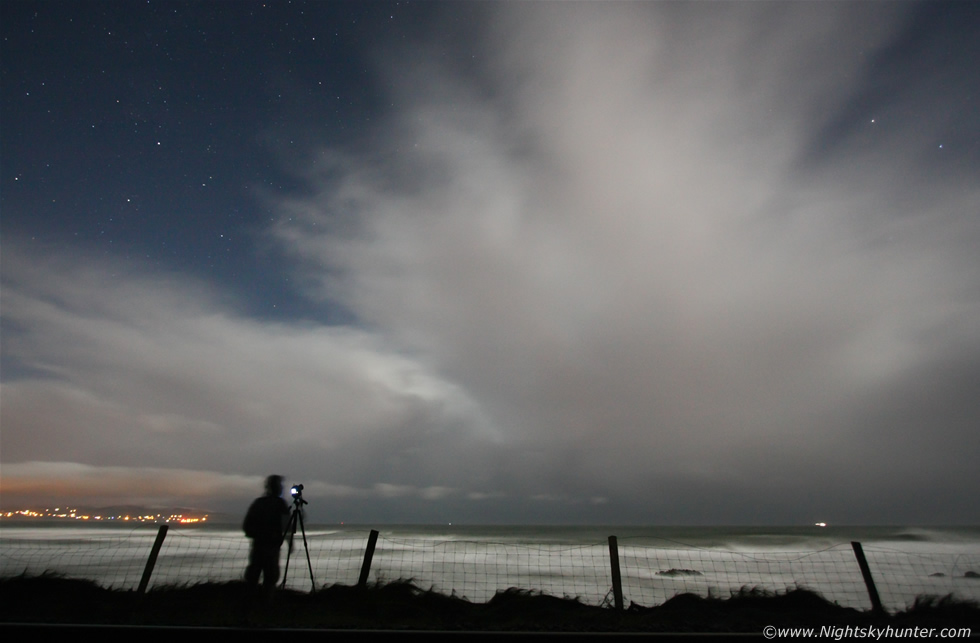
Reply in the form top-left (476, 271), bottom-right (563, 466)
top-left (2, 523), bottom-right (978, 611)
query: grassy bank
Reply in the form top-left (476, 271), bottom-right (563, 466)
top-left (1, 573), bottom-right (978, 632)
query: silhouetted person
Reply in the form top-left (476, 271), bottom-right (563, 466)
top-left (243, 474), bottom-right (289, 597)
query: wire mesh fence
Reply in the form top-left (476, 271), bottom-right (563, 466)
top-left (863, 546), bottom-right (980, 611)
top-left (2, 525), bottom-right (979, 612)
top-left (365, 535), bottom-right (612, 604)
top-left (618, 542), bottom-right (874, 609)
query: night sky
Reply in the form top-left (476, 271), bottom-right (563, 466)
top-left (2, 1), bottom-right (979, 525)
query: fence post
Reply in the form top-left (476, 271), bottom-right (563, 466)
top-left (608, 535), bottom-right (624, 610)
top-left (358, 529), bottom-right (379, 587)
top-left (851, 541), bottom-right (885, 615)
top-left (137, 524), bottom-right (169, 594)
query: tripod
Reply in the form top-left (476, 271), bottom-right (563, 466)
top-left (280, 490), bottom-right (316, 593)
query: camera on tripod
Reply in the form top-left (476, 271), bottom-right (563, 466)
top-left (281, 481), bottom-right (314, 591)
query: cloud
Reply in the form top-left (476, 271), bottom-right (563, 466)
top-left (0, 461), bottom-right (475, 511)
top-left (267, 3), bottom-right (980, 520)
top-left (0, 462), bottom-right (260, 506)
top-left (2, 3), bottom-right (978, 523)
top-left (0, 243), bottom-right (505, 513)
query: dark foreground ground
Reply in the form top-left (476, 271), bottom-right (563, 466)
top-left (1, 573), bottom-right (978, 635)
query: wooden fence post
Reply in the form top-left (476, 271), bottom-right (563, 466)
top-left (137, 524), bottom-right (169, 594)
top-left (358, 529), bottom-right (380, 587)
top-left (851, 541), bottom-right (885, 615)
top-left (608, 535), bottom-right (624, 610)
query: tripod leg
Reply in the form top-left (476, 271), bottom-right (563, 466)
top-left (280, 509), bottom-right (298, 589)
top-left (296, 509), bottom-right (316, 593)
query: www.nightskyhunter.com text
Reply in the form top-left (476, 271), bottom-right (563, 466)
top-left (763, 625), bottom-right (971, 640)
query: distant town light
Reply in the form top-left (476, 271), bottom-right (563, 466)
top-left (0, 506), bottom-right (208, 524)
